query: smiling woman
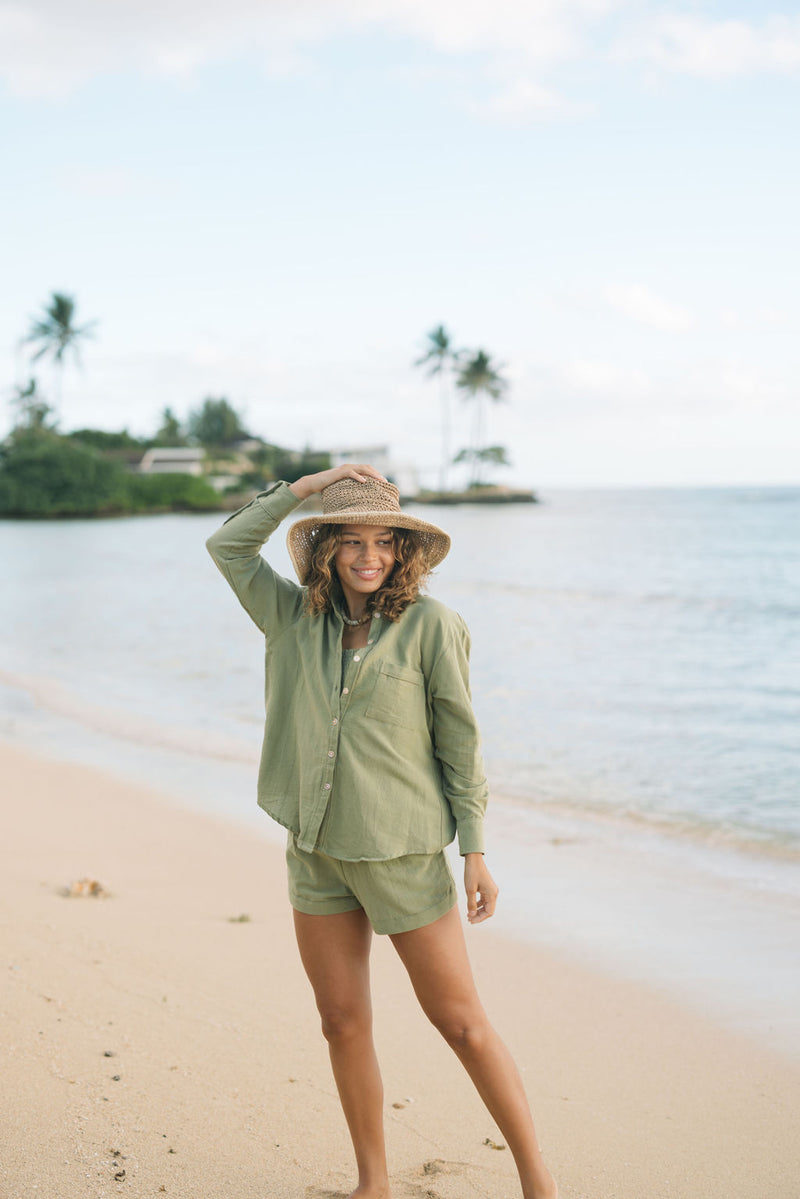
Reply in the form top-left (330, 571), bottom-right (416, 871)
top-left (303, 522), bottom-right (432, 625)
top-left (335, 526), bottom-right (396, 615)
top-left (205, 462), bottom-right (558, 1199)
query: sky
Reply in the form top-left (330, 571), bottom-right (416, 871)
top-left (1, 0), bottom-right (798, 487)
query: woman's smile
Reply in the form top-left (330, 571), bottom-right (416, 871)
top-left (334, 525), bottom-right (396, 611)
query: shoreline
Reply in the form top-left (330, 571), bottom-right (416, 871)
top-left (3, 675), bottom-right (800, 1058)
top-left (3, 739), bottom-right (800, 1199)
top-left (5, 662), bottom-right (800, 860)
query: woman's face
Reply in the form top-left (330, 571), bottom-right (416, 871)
top-left (334, 524), bottom-right (396, 610)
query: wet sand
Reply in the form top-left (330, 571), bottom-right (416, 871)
top-left (2, 740), bottom-right (799, 1199)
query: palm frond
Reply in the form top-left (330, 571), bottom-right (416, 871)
top-left (24, 292), bottom-right (98, 366)
top-left (455, 349), bottom-right (508, 401)
top-left (414, 323), bottom-right (454, 370)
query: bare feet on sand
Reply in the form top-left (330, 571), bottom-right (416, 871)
top-left (526, 1171), bottom-right (558, 1199)
top-left (343, 1171), bottom-right (555, 1199)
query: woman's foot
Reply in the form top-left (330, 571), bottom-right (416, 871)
top-left (524, 1168), bottom-right (558, 1199)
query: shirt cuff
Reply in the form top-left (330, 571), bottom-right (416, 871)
top-left (456, 817), bottom-right (485, 856)
top-left (254, 481), bottom-right (303, 520)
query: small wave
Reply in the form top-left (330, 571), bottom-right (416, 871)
top-left (452, 579), bottom-right (800, 620)
top-left (732, 488), bottom-right (800, 506)
top-left (0, 668), bottom-right (260, 767)
top-left (492, 786), bottom-right (800, 864)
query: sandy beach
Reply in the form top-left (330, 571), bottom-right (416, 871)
top-left (2, 739), bottom-right (799, 1199)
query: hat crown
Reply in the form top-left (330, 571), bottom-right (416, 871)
top-left (321, 476), bottom-right (401, 517)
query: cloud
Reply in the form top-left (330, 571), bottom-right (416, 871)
top-left (468, 76), bottom-right (567, 122)
top-left (603, 283), bottom-right (692, 332)
top-left (682, 360), bottom-right (793, 417)
top-left (0, 0), bottom-right (616, 104)
top-left (59, 167), bottom-right (149, 198)
top-left (512, 359), bottom-right (657, 426)
top-left (559, 358), bottom-right (654, 401)
top-left (615, 13), bottom-right (800, 79)
top-left (719, 306), bottom-right (794, 330)
top-left (0, 0), bottom-right (599, 126)
top-left (0, 1), bottom-right (334, 97)
top-left (353, 0), bottom-right (588, 63)
top-left (3, 2), bottom-right (799, 109)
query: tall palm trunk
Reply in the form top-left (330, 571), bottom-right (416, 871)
top-left (469, 395), bottom-right (488, 486)
top-left (439, 367), bottom-right (451, 492)
top-left (25, 292), bottom-right (97, 425)
top-left (415, 325), bottom-right (457, 494)
top-left (52, 360), bottom-right (63, 413)
top-left (455, 349), bottom-right (508, 489)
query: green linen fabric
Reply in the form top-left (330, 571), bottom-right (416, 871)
top-left (206, 481), bottom-right (488, 859)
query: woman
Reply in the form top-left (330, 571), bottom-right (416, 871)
top-left (206, 463), bottom-right (557, 1199)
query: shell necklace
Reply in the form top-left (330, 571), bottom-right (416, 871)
top-left (342, 611), bottom-right (371, 627)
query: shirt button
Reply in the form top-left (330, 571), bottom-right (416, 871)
top-left (332, 717), bottom-right (338, 725)
top-left (323, 783), bottom-right (331, 791)
top-left (367, 639), bottom-right (374, 645)
top-left (327, 750), bottom-right (335, 758)
top-left (353, 655), bottom-right (361, 662)
top-left (342, 687), bottom-right (349, 695)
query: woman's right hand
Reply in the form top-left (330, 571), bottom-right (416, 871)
top-left (289, 464), bottom-right (387, 501)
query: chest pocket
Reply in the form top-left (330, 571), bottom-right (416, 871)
top-left (366, 661), bottom-right (426, 730)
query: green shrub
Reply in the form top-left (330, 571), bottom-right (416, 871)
top-left (125, 472), bottom-right (221, 511)
top-left (246, 445), bottom-right (331, 483)
top-left (277, 450), bottom-right (331, 483)
top-left (188, 397), bottom-right (249, 446)
top-left (0, 432), bottom-right (129, 516)
top-left (0, 432), bottom-right (223, 516)
top-left (67, 428), bottom-right (146, 451)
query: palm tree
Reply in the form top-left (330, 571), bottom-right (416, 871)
top-left (454, 350), bottom-right (508, 486)
top-left (154, 406), bottom-right (186, 447)
top-left (10, 377), bottom-right (55, 433)
top-left (415, 324), bottom-right (459, 491)
top-left (453, 444), bottom-right (511, 480)
top-left (25, 292), bottom-right (97, 412)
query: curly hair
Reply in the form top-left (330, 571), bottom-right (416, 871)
top-left (303, 524), bottom-right (431, 622)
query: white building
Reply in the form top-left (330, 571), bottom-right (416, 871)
top-left (138, 447), bottom-right (205, 476)
top-left (329, 446), bottom-right (419, 498)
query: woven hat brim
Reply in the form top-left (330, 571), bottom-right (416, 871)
top-left (286, 509), bottom-right (451, 581)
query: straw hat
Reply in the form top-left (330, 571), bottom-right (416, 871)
top-left (286, 476), bottom-right (451, 581)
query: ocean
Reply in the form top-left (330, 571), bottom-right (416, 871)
top-left (2, 486), bottom-right (797, 848)
top-left (3, 487), bottom-right (799, 1051)
top-left (440, 486), bottom-right (800, 849)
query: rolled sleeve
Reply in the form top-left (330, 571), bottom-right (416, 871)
top-left (205, 481), bottom-right (304, 634)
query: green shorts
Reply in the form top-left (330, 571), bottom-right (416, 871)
top-left (286, 834), bottom-right (457, 935)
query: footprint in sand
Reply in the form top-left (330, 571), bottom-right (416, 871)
top-left (305, 1160), bottom-right (471, 1199)
top-left (421, 1159), bottom-right (470, 1176)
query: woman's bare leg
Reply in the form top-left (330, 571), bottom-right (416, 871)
top-left (390, 906), bottom-right (557, 1199)
top-left (293, 908), bottom-right (391, 1199)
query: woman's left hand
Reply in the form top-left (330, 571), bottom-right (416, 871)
top-left (464, 853), bottom-right (498, 924)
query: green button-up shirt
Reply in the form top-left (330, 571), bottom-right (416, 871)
top-left (206, 482), bottom-right (488, 860)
